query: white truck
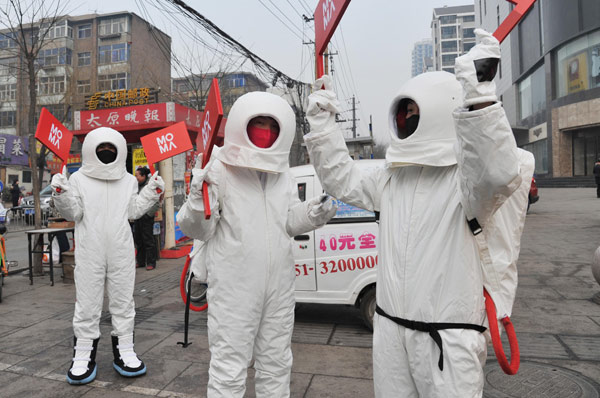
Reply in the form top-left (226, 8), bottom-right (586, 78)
top-left (291, 161), bottom-right (382, 330)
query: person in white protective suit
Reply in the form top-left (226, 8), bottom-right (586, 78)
top-left (51, 127), bottom-right (164, 385)
top-left (304, 30), bottom-right (534, 397)
top-left (176, 91), bottom-right (338, 397)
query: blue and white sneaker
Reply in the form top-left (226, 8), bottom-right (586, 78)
top-left (111, 334), bottom-right (146, 377)
top-left (66, 337), bottom-right (99, 385)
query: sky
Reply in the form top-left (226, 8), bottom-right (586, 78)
top-left (71, 0), bottom-right (476, 143)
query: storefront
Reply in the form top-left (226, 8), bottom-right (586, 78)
top-left (572, 126), bottom-right (600, 176)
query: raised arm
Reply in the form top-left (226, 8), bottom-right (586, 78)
top-left (51, 167), bottom-right (83, 222)
top-left (128, 171), bottom-right (164, 220)
top-left (176, 154), bottom-right (220, 242)
top-left (453, 29), bottom-right (521, 227)
top-left (304, 76), bottom-right (383, 212)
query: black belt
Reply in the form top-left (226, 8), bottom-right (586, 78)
top-left (375, 305), bottom-right (486, 371)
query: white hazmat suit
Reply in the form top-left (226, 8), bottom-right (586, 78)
top-left (52, 127), bottom-right (164, 384)
top-left (305, 31), bottom-right (533, 397)
top-left (177, 92), bottom-right (337, 397)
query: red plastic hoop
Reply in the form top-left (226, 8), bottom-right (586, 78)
top-left (179, 256), bottom-right (208, 312)
top-left (484, 288), bottom-right (520, 375)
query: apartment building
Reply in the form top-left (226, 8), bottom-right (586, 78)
top-left (431, 4), bottom-right (476, 74)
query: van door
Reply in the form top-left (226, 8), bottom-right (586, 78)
top-left (292, 175), bottom-right (317, 291)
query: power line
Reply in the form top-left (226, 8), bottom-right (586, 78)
top-left (256, 0), bottom-right (304, 40)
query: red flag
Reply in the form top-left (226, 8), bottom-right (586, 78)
top-left (140, 121), bottom-right (193, 174)
top-left (35, 108), bottom-right (73, 166)
top-left (493, 0), bottom-right (536, 43)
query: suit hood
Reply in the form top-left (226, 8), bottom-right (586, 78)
top-left (78, 127), bottom-right (127, 180)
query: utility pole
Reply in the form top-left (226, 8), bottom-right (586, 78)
top-left (352, 95), bottom-right (357, 138)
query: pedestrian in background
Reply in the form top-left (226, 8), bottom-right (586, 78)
top-left (134, 166), bottom-right (159, 270)
top-left (593, 158), bottom-right (600, 198)
top-left (10, 179), bottom-right (20, 207)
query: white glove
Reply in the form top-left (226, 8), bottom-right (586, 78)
top-left (306, 75), bottom-right (342, 133)
top-left (307, 194), bottom-right (338, 226)
top-left (190, 154), bottom-right (209, 201)
top-left (455, 29), bottom-right (500, 107)
top-left (51, 166), bottom-right (69, 195)
top-left (147, 171), bottom-right (165, 193)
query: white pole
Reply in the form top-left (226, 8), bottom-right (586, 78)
top-left (158, 158), bottom-right (176, 249)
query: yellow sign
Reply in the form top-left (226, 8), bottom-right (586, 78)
top-left (132, 148), bottom-right (148, 171)
top-left (566, 52), bottom-right (588, 94)
top-left (86, 87), bottom-right (153, 110)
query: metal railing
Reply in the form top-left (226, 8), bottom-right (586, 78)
top-left (2, 206), bottom-right (50, 231)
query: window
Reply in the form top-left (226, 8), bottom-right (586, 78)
top-left (38, 75), bottom-right (66, 95)
top-left (439, 15), bottom-right (457, 24)
top-left (463, 28), bottom-right (475, 39)
top-left (0, 111), bottom-right (16, 127)
top-left (522, 140), bottom-right (548, 174)
top-left (443, 67), bottom-right (455, 74)
top-left (77, 52), bottom-right (91, 66)
top-left (441, 41), bottom-right (458, 53)
top-left (518, 64), bottom-right (546, 120)
top-left (78, 23), bottom-right (91, 39)
top-left (77, 80), bottom-right (91, 94)
top-left (37, 47), bottom-right (72, 67)
top-left (0, 83), bottom-right (16, 101)
top-left (555, 29), bottom-right (600, 98)
top-left (441, 26), bottom-right (457, 39)
top-left (41, 21), bottom-right (72, 39)
top-left (0, 32), bottom-right (16, 49)
top-left (497, 5), bottom-right (500, 27)
top-left (331, 199), bottom-right (376, 222)
top-left (98, 43), bottom-right (129, 64)
top-left (21, 171), bottom-right (31, 183)
top-left (442, 54), bottom-right (457, 67)
top-left (463, 42), bottom-right (476, 52)
top-left (0, 58), bottom-right (18, 75)
top-left (98, 17), bottom-right (127, 36)
top-left (297, 183), bottom-right (306, 202)
top-left (463, 15), bottom-right (475, 22)
top-left (98, 72), bottom-right (129, 91)
top-left (227, 74), bottom-right (246, 88)
top-left (484, 0), bottom-right (487, 15)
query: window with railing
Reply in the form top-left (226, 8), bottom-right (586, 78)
top-left (441, 26), bottom-right (457, 39)
top-left (463, 28), bottom-right (476, 39)
top-left (0, 83), bottom-right (16, 101)
top-left (442, 54), bottom-right (457, 67)
top-left (37, 47), bottom-right (72, 67)
top-left (0, 32), bottom-right (17, 49)
top-left (98, 72), bottom-right (129, 91)
top-left (40, 21), bottom-right (72, 39)
top-left (98, 43), bottom-right (129, 64)
top-left (439, 15), bottom-right (457, 24)
top-left (462, 15), bottom-right (475, 22)
top-left (464, 42), bottom-right (476, 52)
top-left (441, 41), bottom-right (458, 53)
top-left (227, 74), bottom-right (246, 88)
top-left (98, 17), bottom-right (128, 36)
top-left (0, 58), bottom-right (18, 75)
top-left (38, 75), bottom-right (66, 95)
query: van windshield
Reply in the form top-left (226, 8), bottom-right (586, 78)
top-left (332, 200), bottom-right (375, 221)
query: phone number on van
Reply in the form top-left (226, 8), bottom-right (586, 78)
top-left (295, 255), bottom-right (378, 276)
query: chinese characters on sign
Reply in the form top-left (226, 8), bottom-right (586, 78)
top-left (319, 232), bottom-right (377, 252)
top-left (0, 134), bottom-right (29, 166)
top-left (85, 87), bottom-right (155, 110)
top-left (80, 104), bottom-right (167, 130)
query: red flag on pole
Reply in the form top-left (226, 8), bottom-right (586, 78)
top-left (35, 107), bottom-right (73, 169)
top-left (140, 121), bottom-right (193, 174)
top-left (197, 78), bottom-right (224, 219)
top-left (493, 0), bottom-right (537, 43)
top-left (314, 0), bottom-right (351, 78)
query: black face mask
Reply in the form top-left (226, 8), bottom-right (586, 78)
top-left (97, 149), bottom-right (117, 164)
top-left (405, 115), bottom-right (420, 137)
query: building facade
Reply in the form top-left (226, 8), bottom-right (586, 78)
top-left (0, 12), bottom-right (171, 192)
top-left (479, 0), bottom-right (600, 180)
top-left (411, 39), bottom-right (433, 77)
top-left (431, 5), bottom-right (476, 74)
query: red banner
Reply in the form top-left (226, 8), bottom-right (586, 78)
top-left (79, 103), bottom-right (168, 131)
top-left (35, 107), bottom-right (73, 163)
top-left (314, 0), bottom-right (351, 77)
top-left (140, 121), bottom-right (193, 173)
top-left (493, 0), bottom-right (536, 43)
top-left (198, 78), bottom-right (223, 168)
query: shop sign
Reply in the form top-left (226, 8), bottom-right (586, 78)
top-left (0, 133), bottom-right (28, 166)
top-left (85, 87), bottom-right (157, 110)
top-left (528, 123), bottom-right (547, 143)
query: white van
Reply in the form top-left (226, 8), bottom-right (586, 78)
top-left (290, 160), bottom-right (383, 330)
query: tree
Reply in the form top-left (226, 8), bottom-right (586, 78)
top-left (0, 0), bottom-right (68, 275)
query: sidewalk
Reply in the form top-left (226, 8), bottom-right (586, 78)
top-left (0, 187), bottom-right (599, 397)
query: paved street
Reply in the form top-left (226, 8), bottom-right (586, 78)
top-left (0, 187), bottom-right (599, 397)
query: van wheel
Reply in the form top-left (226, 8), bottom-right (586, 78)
top-left (360, 287), bottom-right (376, 331)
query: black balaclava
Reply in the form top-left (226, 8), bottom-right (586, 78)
top-left (96, 143), bottom-right (117, 164)
top-left (396, 98), bottom-right (420, 139)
